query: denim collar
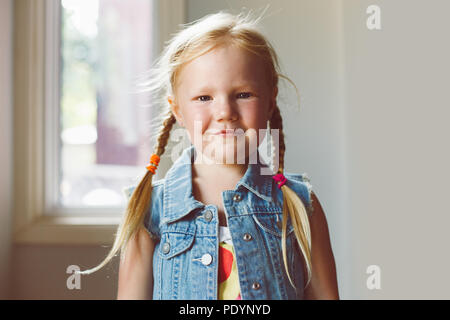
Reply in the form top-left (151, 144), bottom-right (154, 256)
top-left (162, 145), bottom-right (274, 224)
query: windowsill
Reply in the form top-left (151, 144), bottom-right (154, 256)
top-left (13, 215), bottom-right (121, 245)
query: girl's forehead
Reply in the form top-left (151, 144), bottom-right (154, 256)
top-left (175, 44), bottom-right (271, 89)
top-left (189, 44), bottom-right (262, 69)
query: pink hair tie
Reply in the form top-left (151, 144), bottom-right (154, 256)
top-left (272, 173), bottom-right (287, 189)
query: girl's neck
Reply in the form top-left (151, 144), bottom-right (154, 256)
top-left (192, 162), bottom-right (248, 190)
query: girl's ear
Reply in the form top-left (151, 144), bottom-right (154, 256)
top-left (168, 96), bottom-right (184, 127)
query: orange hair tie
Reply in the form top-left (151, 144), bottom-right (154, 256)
top-left (150, 154), bottom-right (160, 165)
top-left (146, 154), bottom-right (160, 174)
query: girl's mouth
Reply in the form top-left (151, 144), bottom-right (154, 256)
top-left (210, 129), bottom-right (244, 136)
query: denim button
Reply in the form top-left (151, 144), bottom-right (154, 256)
top-left (233, 194), bottom-right (242, 202)
top-left (252, 282), bottom-right (261, 290)
top-left (162, 242), bottom-right (170, 254)
top-left (201, 253), bottom-right (213, 266)
top-left (204, 210), bottom-right (213, 222)
top-left (243, 233), bottom-right (252, 241)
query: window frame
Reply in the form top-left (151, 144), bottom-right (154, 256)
top-left (13, 0), bottom-right (186, 245)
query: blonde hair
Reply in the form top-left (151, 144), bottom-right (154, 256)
top-left (78, 10), bottom-right (313, 291)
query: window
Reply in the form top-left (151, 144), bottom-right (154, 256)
top-left (59, 0), bottom-right (154, 209)
top-left (13, 0), bottom-right (185, 244)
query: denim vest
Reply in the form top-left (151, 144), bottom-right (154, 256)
top-left (123, 145), bottom-right (314, 300)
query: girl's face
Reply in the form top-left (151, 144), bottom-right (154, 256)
top-left (169, 43), bottom-right (277, 164)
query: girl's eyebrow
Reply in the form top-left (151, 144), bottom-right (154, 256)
top-left (233, 82), bottom-right (260, 89)
top-left (192, 86), bottom-right (214, 93)
top-left (192, 82), bottom-right (261, 93)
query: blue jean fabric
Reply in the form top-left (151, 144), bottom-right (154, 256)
top-left (123, 145), bottom-right (314, 300)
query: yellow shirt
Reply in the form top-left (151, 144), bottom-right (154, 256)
top-left (218, 226), bottom-right (241, 300)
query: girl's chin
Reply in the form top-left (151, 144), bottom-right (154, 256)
top-left (194, 142), bottom-right (251, 165)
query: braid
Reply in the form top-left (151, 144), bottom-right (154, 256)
top-left (154, 111), bottom-right (177, 156)
top-left (269, 103), bottom-right (313, 292)
top-left (269, 104), bottom-right (286, 174)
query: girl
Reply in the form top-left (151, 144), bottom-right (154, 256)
top-left (79, 11), bottom-right (339, 300)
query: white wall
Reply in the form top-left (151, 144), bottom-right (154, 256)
top-left (342, 0), bottom-right (450, 299)
top-left (0, 0), bottom-right (13, 299)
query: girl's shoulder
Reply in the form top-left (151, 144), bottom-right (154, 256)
top-left (122, 179), bottom-right (165, 240)
top-left (122, 178), bottom-right (165, 201)
top-left (282, 172), bottom-right (314, 216)
top-left (282, 171), bottom-right (312, 188)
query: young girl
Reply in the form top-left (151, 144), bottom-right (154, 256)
top-left (79, 11), bottom-right (339, 300)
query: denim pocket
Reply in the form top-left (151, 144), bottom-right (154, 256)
top-left (158, 222), bottom-right (196, 260)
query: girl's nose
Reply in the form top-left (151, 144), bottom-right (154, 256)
top-left (214, 97), bottom-right (238, 122)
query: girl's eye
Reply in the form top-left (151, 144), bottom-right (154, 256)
top-left (197, 95), bottom-right (211, 102)
top-left (237, 92), bottom-right (252, 99)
